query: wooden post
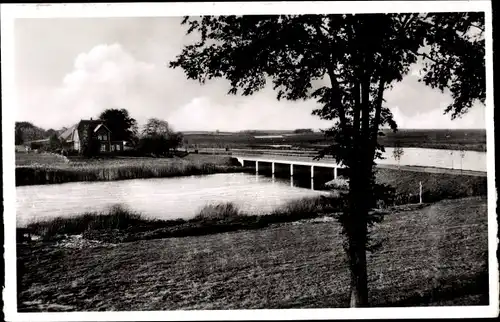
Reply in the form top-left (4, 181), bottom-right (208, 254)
top-left (272, 162), bottom-right (275, 174)
top-left (334, 167), bottom-right (338, 179)
top-left (311, 165), bottom-right (314, 178)
top-left (311, 178), bottom-right (314, 190)
top-left (256, 161), bottom-right (259, 173)
top-left (290, 164), bottom-right (294, 176)
top-left (419, 181), bottom-right (423, 204)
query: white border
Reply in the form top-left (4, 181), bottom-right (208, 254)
top-left (1, 1), bottom-right (497, 321)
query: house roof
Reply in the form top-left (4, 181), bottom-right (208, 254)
top-left (59, 124), bottom-right (77, 141)
top-left (59, 119), bottom-right (108, 142)
top-left (94, 123), bottom-right (111, 133)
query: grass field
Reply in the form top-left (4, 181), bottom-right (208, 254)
top-left (15, 152), bottom-right (70, 166)
top-left (17, 196), bottom-right (488, 311)
top-left (374, 168), bottom-right (487, 204)
top-left (183, 129), bottom-right (487, 152)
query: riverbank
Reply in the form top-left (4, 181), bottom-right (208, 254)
top-left (18, 196), bottom-right (345, 243)
top-left (17, 196), bottom-right (488, 310)
top-left (15, 154), bottom-right (246, 186)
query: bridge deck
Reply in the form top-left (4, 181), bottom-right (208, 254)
top-left (234, 154), bottom-right (343, 168)
top-left (233, 153), bottom-right (487, 177)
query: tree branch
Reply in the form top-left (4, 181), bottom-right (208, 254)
top-left (409, 49), bottom-right (439, 64)
top-left (370, 77), bottom-right (386, 151)
top-left (313, 18), bottom-right (349, 133)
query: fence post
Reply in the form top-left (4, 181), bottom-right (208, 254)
top-left (419, 181), bottom-right (423, 204)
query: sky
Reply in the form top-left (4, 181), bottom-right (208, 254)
top-left (14, 17), bottom-right (486, 132)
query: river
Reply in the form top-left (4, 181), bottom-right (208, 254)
top-left (16, 172), bottom-right (330, 227)
top-left (380, 148), bottom-right (486, 172)
top-left (16, 147), bottom-right (487, 226)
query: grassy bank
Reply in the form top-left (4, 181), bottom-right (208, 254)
top-left (15, 154), bottom-right (245, 186)
top-left (20, 197), bottom-right (343, 243)
top-left (17, 196), bottom-right (488, 310)
top-left (375, 168), bottom-right (487, 204)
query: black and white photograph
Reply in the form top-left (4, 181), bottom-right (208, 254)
top-left (1, 1), bottom-right (498, 320)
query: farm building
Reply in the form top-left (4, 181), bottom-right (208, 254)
top-left (59, 119), bottom-right (125, 154)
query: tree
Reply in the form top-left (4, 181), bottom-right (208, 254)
top-left (140, 118), bottom-right (183, 156)
top-left (142, 118), bottom-right (173, 137)
top-left (48, 133), bottom-right (62, 151)
top-left (168, 131), bottom-right (184, 151)
top-left (459, 145), bottom-right (466, 173)
top-left (15, 128), bottom-right (24, 145)
top-left (170, 13), bottom-right (485, 307)
top-left (392, 142), bottom-right (404, 169)
top-left (99, 108), bottom-right (138, 142)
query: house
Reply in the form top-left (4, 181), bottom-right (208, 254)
top-left (59, 119), bottom-right (125, 154)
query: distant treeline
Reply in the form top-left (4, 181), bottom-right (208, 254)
top-left (15, 122), bottom-right (65, 145)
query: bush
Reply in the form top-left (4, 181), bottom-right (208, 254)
top-left (194, 203), bottom-right (241, 221)
top-left (24, 205), bottom-right (144, 240)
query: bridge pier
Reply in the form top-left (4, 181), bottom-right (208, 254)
top-left (271, 162), bottom-right (275, 174)
top-left (311, 165), bottom-right (314, 178)
top-left (290, 164), bottom-right (294, 176)
top-left (256, 161), bottom-right (259, 173)
top-left (334, 167), bottom-right (337, 179)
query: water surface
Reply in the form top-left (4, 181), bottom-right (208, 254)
top-left (16, 173), bottom-right (329, 226)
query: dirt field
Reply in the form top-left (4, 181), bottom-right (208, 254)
top-left (17, 196), bottom-right (488, 311)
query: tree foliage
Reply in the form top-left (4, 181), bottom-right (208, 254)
top-left (170, 12), bottom-right (485, 307)
top-left (139, 118), bottom-right (184, 156)
top-left (99, 108), bottom-right (139, 142)
top-left (142, 118), bottom-right (173, 137)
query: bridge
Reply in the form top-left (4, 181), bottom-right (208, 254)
top-left (234, 155), bottom-right (345, 179)
top-left (233, 153), bottom-right (487, 178)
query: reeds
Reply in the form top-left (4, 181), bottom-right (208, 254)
top-left (20, 196), bottom-right (342, 242)
top-left (16, 158), bottom-right (245, 186)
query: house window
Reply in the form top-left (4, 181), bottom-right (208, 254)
top-left (98, 135), bottom-right (102, 140)
top-left (103, 135), bottom-right (107, 141)
top-left (111, 145), bottom-right (115, 152)
top-left (116, 144), bottom-right (121, 151)
top-left (101, 144), bottom-right (106, 152)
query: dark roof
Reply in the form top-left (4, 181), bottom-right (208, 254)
top-left (59, 119), bottom-right (109, 142)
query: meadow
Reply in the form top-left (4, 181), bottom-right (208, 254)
top-left (183, 129), bottom-right (487, 152)
top-left (17, 196), bottom-right (488, 310)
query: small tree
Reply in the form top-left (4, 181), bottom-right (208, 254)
top-left (48, 133), bottom-right (62, 152)
top-left (459, 145), bottom-right (466, 173)
top-left (140, 118), bottom-right (183, 156)
top-left (392, 143), bottom-right (404, 169)
top-left (142, 118), bottom-right (173, 137)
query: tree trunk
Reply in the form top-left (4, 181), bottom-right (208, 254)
top-left (346, 161), bottom-right (371, 307)
top-left (349, 237), bottom-right (369, 307)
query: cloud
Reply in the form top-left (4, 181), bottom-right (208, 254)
top-left (169, 92), bottom-right (331, 132)
top-left (18, 42), bottom-right (485, 132)
top-left (390, 104), bottom-right (486, 129)
top-left (19, 43), bottom-right (332, 131)
top-left (384, 72), bottom-right (486, 129)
